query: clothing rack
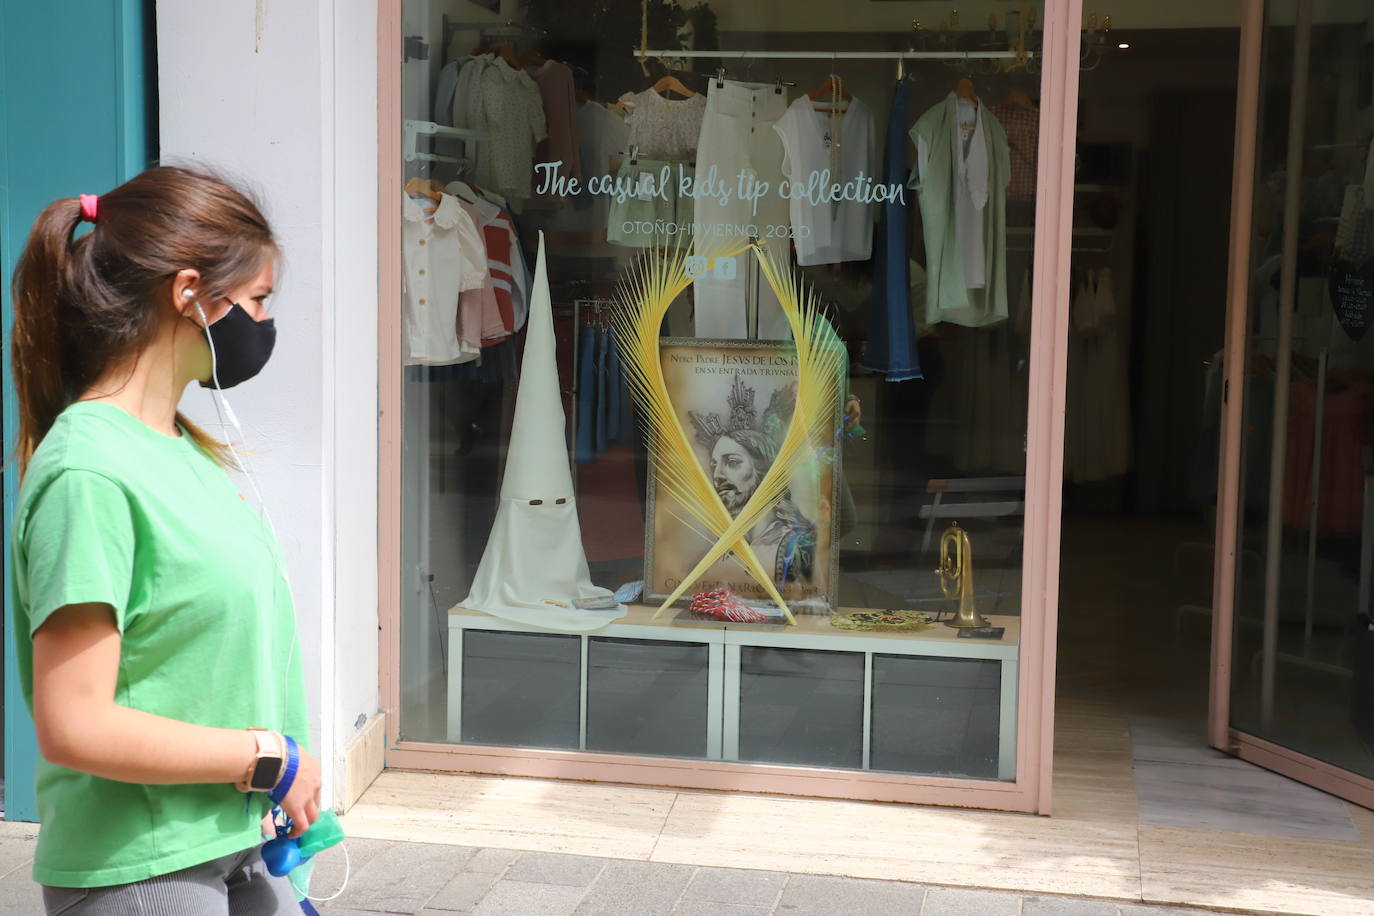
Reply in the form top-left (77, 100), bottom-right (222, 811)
top-left (442, 17), bottom-right (545, 65)
top-left (640, 49), bottom-right (1031, 61)
top-left (404, 119), bottom-right (482, 166)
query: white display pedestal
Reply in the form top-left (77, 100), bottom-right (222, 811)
top-left (447, 605), bottom-right (1020, 780)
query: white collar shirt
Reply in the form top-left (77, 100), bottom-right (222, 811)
top-left (402, 193), bottom-right (488, 365)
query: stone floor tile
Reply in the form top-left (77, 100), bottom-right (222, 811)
top-left (471, 879), bottom-right (584, 916)
top-left (465, 848), bottom-right (522, 875)
top-left (919, 886), bottom-right (1020, 916)
top-left (504, 851), bottom-right (607, 887)
top-left (673, 902), bottom-right (771, 916)
top-left (776, 874), bottom-right (925, 916)
top-left (309, 837), bottom-right (398, 904)
top-left (0, 837), bottom-right (34, 882)
top-left (1023, 895), bottom-right (1118, 916)
top-left (0, 866), bottom-right (46, 916)
top-left (682, 866), bottom-right (787, 907)
top-left (425, 871), bottom-right (501, 912)
top-left (335, 840), bottom-right (474, 914)
top-left (573, 859), bottom-right (696, 916)
top-left (1117, 906), bottom-right (1214, 916)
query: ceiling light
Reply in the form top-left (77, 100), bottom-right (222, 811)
top-left (1117, 42), bottom-right (1130, 49)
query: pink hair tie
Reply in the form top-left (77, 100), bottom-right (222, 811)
top-left (78, 194), bottom-right (99, 223)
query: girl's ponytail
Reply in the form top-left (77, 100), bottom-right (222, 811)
top-left (11, 198), bottom-right (86, 471)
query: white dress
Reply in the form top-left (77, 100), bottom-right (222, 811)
top-left (772, 95), bottom-right (879, 266)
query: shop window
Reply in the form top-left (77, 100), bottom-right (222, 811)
top-left (397, 0), bottom-right (1046, 786)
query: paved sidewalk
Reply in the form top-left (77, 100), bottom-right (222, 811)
top-left (303, 838), bottom-right (1238, 916)
top-left (0, 825), bottom-right (1257, 915)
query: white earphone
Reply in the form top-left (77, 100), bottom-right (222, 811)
top-left (186, 287), bottom-right (349, 902)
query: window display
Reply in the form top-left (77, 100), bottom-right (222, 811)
top-left (399, 0), bottom-right (1044, 785)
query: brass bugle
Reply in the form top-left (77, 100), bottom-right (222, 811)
top-left (935, 522), bottom-right (990, 629)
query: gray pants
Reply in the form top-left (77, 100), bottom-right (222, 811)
top-left (42, 845), bottom-right (299, 915)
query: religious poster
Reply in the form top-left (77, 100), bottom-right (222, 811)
top-left (644, 339), bottom-right (841, 611)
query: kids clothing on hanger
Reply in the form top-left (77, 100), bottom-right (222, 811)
top-left (532, 60), bottom-right (582, 205)
top-left (470, 56), bottom-right (548, 202)
top-left (693, 79), bottom-right (791, 340)
top-left (455, 199), bottom-right (508, 345)
top-left (860, 79), bottom-right (922, 381)
top-left (1064, 268), bottom-right (1131, 482)
top-left (548, 102), bottom-right (631, 244)
top-left (607, 156), bottom-right (697, 248)
top-left (402, 194), bottom-right (488, 366)
top-left (616, 88), bottom-right (706, 160)
top-left (773, 94), bottom-right (878, 265)
top-left (607, 89), bottom-right (706, 247)
top-left (911, 93), bottom-right (1011, 328)
top-left (989, 101), bottom-right (1038, 202)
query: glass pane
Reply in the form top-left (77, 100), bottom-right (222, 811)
top-left (738, 646), bottom-right (864, 768)
top-left (587, 638), bottom-right (711, 757)
top-left (397, 0), bottom-right (1046, 781)
top-left (461, 631), bottom-right (581, 748)
top-left (871, 654), bottom-right (1000, 778)
top-left (1230, 0), bottom-right (1374, 780)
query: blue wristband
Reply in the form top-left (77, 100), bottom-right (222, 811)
top-left (269, 736), bottom-right (299, 805)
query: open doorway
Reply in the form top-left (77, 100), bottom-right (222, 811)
top-left (1057, 22), bottom-right (1239, 766)
top-left (1058, 4), bottom-right (1372, 834)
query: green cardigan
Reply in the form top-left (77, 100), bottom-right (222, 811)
top-left (910, 94), bottom-right (1011, 327)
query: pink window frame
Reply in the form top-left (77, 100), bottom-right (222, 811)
top-left (376, 0), bottom-right (1085, 815)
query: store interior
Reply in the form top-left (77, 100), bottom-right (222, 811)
top-left (395, 0), bottom-right (1374, 811)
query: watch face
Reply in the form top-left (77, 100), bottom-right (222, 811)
top-left (251, 756), bottom-right (283, 791)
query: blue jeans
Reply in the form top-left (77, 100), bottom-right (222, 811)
top-left (860, 79), bottom-right (922, 381)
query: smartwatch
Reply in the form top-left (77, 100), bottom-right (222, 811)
top-left (237, 728), bottom-right (285, 793)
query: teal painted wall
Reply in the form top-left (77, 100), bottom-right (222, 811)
top-left (1, 0), bottom-right (156, 823)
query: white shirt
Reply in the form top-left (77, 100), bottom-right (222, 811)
top-left (917, 98), bottom-right (988, 289)
top-left (774, 95), bottom-right (878, 266)
top-left (402, 193), bottom-right (488, 365)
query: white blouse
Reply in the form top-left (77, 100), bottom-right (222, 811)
top-left (773, 95), bottom-right (878, 266)
top-left (402, 194), bottom-right (488, 366)
top-left (616, 89), bottom-right (706, 160)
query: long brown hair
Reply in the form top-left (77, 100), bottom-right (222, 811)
top-left (10, 165), bottom-right (279, 472)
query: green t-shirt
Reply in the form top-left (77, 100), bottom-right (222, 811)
top-left (11, 402), bottom-right (308, 888)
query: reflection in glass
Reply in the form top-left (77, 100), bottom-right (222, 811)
top-left (739, 647), bottom-right (864, 769)
top-left (1230, 0), bottom-right (1374, 780)
top-left (871, 655), bottom-right (1000, 778)
top-left (587, 638), bottom-right (711, 757)
top-left (461, 632), bottom-right (581, 749)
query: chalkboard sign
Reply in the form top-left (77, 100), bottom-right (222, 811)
top-left (1328, 259), bottom-right (1374, 342)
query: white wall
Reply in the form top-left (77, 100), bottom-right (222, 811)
top-left (158, 0), bottom-right (379, 809)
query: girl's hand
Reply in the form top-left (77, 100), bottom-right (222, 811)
top-left (278, 744), bottom-right (323, 839)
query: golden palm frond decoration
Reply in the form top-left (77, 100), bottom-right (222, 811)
top-left (614, 239), bottom-right (847, 624)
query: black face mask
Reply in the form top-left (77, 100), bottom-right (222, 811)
top-left (197, 303), bottom-right (277, 389)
